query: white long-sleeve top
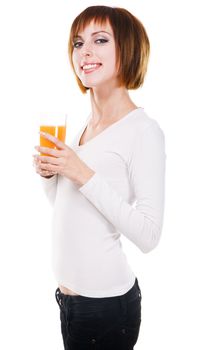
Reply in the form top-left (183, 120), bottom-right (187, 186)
top-left (41, 107), bottom-right (166, 297)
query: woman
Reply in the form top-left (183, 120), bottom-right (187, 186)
top-left (33, 5), bottom-right (166, 350)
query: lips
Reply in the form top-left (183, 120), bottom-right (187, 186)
top-left (81, 63), bottom-right (102, 74)
top-left (81, 63), bottom-right (102, 70)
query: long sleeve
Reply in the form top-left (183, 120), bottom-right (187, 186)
top-left (40, 174), bottom-right (58, 206)
top-left (78, 122), bottom-right (166, 253)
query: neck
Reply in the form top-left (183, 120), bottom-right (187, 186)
top-left (89, 85), bottom-right (137, 127)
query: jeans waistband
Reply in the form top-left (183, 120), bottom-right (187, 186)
top-left (55, 277), bottom-right (141, 310)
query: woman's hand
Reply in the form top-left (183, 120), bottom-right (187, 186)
top-left (33, 155), bottom-right (56, 178)
top-left (33, 131), bottom-right (95, 186)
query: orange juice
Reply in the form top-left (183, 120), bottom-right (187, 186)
top-left (40, 125), bottom-right (66, 156)
top-left (57, 126), bottom-right (66, 145)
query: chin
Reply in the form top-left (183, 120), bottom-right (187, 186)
top-left (82, 79), bottom-right (112, 90)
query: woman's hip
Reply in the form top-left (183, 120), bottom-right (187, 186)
top-left (55, 277), bottom-right (142, 348)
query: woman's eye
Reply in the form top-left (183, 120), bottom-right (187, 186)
top-left (95, 39), bottom-right (108, 44)
top-left (73, 39), bottom-right (108, 49)
top-left (73, 41), bottom-right (83, 48)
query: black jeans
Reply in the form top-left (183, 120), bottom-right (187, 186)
top-left (55, 278), bottom-right (142, 350)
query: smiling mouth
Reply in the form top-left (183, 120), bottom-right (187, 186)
top-left (81, 63), bottom-right (102, 73)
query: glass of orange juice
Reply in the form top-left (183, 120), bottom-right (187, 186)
top-left (39, 114), bottom-right (67, 156)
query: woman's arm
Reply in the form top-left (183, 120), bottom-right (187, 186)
top-left (78, 122), bottom-right (166, 253)
top-left (40, 174), bottom-right (58, 206)
top-left (33, 154), bottom-right (58, 205)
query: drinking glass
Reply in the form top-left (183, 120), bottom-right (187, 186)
top-left (39, 113), bottom-right (67, 156)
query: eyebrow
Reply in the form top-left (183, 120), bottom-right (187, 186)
top-left (73, 31), bottom-right (112, 40)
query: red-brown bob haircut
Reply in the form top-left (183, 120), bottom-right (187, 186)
top-left (68, 5), bottom-right (150, 94)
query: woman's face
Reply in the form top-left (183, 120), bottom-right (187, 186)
top-left (72, 20), bottom-right (119, 90)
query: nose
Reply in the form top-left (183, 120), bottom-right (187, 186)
top-left (80, 42), bottom-right (93, 57)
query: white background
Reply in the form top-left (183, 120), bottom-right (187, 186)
top-left (0, 0), bottom-right (205, 349)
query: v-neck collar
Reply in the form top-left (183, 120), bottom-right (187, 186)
top-left (76, 107), bottom-right (143, 149)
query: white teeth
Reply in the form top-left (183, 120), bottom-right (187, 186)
top-left (82, 63), bottom-right (101, 70)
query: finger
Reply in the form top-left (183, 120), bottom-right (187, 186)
top-left (33, 158), bottom-right (42, 172)
top-left (39, 131), bottom-right (66, 150)
top-left (35, 162), bottom-right (57, 175)
top-left (33, 157), bottom-right (40, 169)
top-left (34, 146), bottom-right (64, 157)
top-left (39, 161), bottom-right (59, 173)
top-left (33, 154), bottom-right (60, 165)
top-left (33, 155), bottom-right (40, 164)
top-left (35, 161), bottom-right (42, 173)
top-left (39, 169), bottom-right (57, 176)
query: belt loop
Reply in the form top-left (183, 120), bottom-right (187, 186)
top-left (55, 288), bottom-right (62, 307)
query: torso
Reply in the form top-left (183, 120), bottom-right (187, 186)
top-left (79, 106), bottom-right (139, 147)
top-left (58, 126), bottom-right (107, 295)
top-left (79, 124), bottom-right (107, 146)
top-left (60, 106), bottom-right (138, 295)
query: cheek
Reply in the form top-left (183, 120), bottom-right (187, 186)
top-left (104, 55), bottom-right (117, 75)
top-left (72, 52), bottom-right (79, 71)
top-left (104, 47), bottom-right (117, 70)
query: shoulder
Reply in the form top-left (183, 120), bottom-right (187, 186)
top-left (127, 107), bottom-right (165, 140)
top-left (130, 108), bottom-right (162, 131)
top-left (126, 108), bottom-right (165, 161)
